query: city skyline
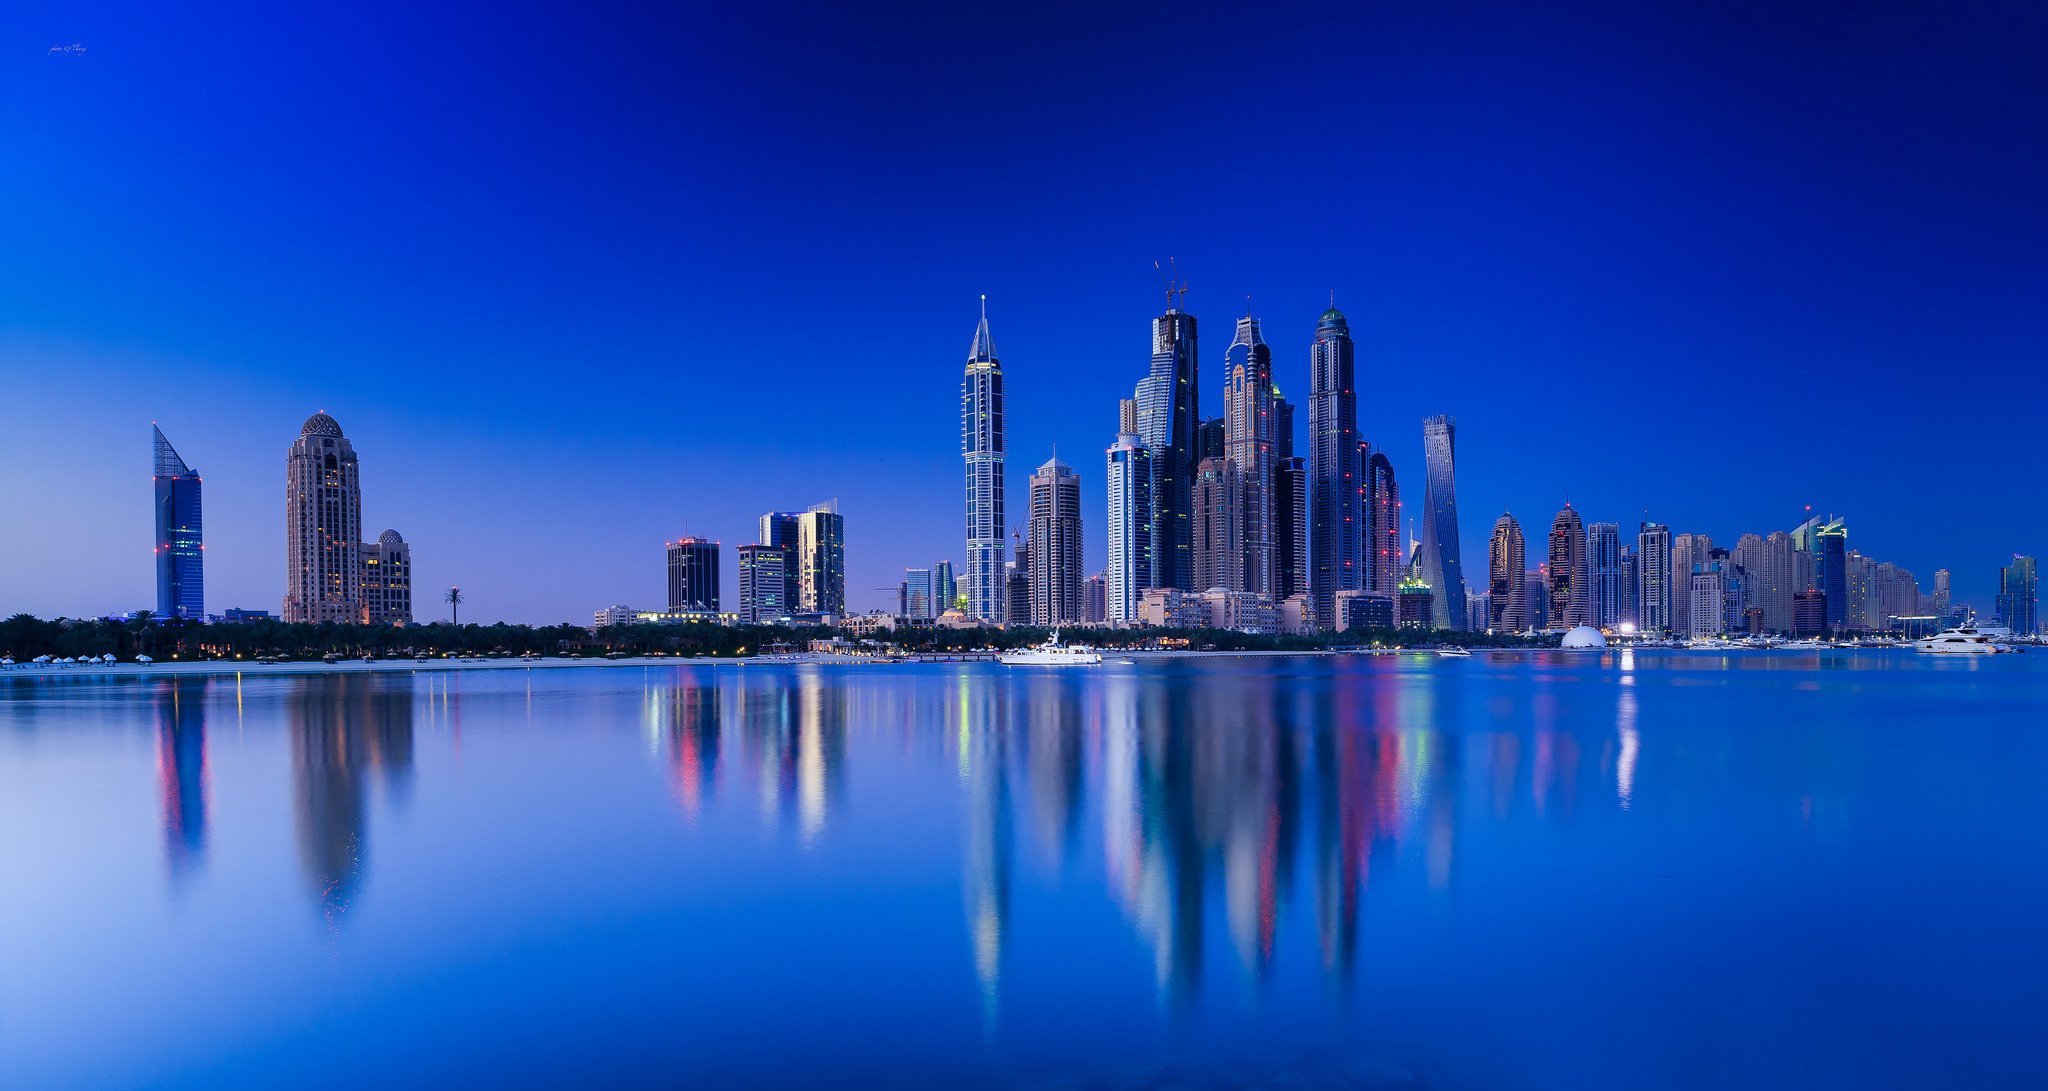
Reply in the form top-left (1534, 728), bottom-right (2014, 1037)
top-left (6, 4), bottom-right (2046, 622)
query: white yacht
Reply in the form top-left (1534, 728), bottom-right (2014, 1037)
top-left (1915, 627), bottom-right (2006, 655)
top-left (1434, 645), bottom-right (1473, 659)
top-left (999, 631), bottom-right (1103, 666)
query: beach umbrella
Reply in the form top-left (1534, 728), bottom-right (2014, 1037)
top-left (102, 654), bottom-right (117, 663)
top-left (136, 655), bottom-right (154, 663)
top-left (33, 655), bottom-right (51, 664)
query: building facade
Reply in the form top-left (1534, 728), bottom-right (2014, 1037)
top-left (1670, 532), bottom-right (1713, 636)
top-left (1489, 513), bottom-right (1527, 631)
top-left (666, 537), bottom-right (720, 612)
top-left (795, 504), bottom-right (845, 615)
top-left (1222, 314), bottom-right (1275, 596)
top-left (1193, 456), bottom-right (1237, 591)
top-left (152, 424), bottom-right (204, 620)
top-left (1588, 521), bottom-right (1622, 629)
top-left (962, 297), bottom-right (1008, 622)
top-left (1028, 457), bottom-right (1083, 626)
top-left (903, 567), bottom-right (934, 619)
top-left (1105, 432), bottom-right (1153, 623)
top-left (1548, 504), bottom-right (1589, 629)
top-left (1417, 415), bottom-right (1467, 629)
top-left (1134, 292), bottom-right (1198, 592)
top-left (1306, 303), bottom-right (1363, 631)
top-left (1636, 522), bottom-right (1672, 633)
top-left (283, 413), bottom-right (364, 624)
top-left (933, 560), bottom-right (958, 613)
top-left (362, 529), bottom-right (412, 625)
top-left (736, 544), bottom-right (788, 624)
top-left (1366, 451), bottom-right (1400, 596)
top-left (2001, 556), bottom-right (2039, 635)
top-left (759, 512), bottom-right (803, 615)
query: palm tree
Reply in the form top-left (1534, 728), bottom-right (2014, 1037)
top-left (445, 586), bottom-right (464, 625)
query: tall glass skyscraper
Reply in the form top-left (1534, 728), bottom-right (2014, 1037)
top-left (759, 511), bottom-right (803, 612)
top-left (152, 424), bottom-right (203, 619)
top-left (796, 503), bottom-right (845, 615)
top-left (2001, 555), bottom-right (2039, 635)
top-left (932, 560), bottom-right (958, 613)
top-left (1134, 287), bottom-right (1197, 592)
top-left (1027, 457), bottom-right (1083, 626)
top-left (1417, 415), bottom-right (1467, 630)
top-left (962, 297), bottom-right (1007, 622)
top-left (1222, 313), bottom-right (1274, 596)
top-left (665, 537), bottom-right (720, 612)
top-left (1307, 304), bottom-right (1362, 630)
top-left (1488, 512), bottom-right (1527, 631)
top-left (1105, 432), bottom-right (1152, 623)
top-left (1587, 521), bottom-right (1622, 629)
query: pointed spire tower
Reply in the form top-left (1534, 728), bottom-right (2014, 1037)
top-left (153, 424), bottom-right (192, 477)
top-left (962, 295), bottom-right (1008, 622)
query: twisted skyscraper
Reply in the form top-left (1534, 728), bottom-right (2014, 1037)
top-left (1223, 312), bottom-right (1275, 596)
top-left (1417, 415), bottom-right (1467, 629)
top-left (963, 296), bottom-right (1007, 622)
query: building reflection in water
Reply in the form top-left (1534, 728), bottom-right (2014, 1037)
top-left (290, 674), bottom-right (415, 922)
top-left (155, 677), bottom-right (210, 883)
top-left (958, 672), bottom-right (1013, 1033)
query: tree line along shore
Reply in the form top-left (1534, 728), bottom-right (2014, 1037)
top-left (0, 613), bottom-right (1556, 663)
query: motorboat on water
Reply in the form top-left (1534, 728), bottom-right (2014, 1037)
top-left (1915, 627), bottom-right (2008, 654)
top-left (999, 631), bottom-right (1104, 666)
top-left (1434, 645), bottom-right (1473, 658)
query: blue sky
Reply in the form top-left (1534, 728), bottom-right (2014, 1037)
top-left (3, 1), bottom-right (2043, 622)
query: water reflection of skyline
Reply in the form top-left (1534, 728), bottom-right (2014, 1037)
top-left (123, 663), bottom-right (1637, 1002)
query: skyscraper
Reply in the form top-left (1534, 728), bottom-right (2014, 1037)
top-left (1816, 519), bottom-right (1848, 629)
top-left (796, 503), bottom-right (844, 615)
top-left (1588, 522), bottom-right (1622, 629)
top-left (1619, 545), bottom-right (1640, 626)
top-left (2000, 556), bottom-right (2038, 635)
top-left (1548, 505), bottom-right (1589, 629)
top-left (1134, 283), bottom-right (1198, 592)
top-left (1671, 533), bottom-right (1713, 636)
top-left (1417, 415), bottom-right (1467, 630)
top-left (1105, 432), bottom-right (1153, 624)
top-left (1307, 303), bottom-right (1362, 630)
top-left (362, 530), bottom-right (412, 625)
top-left (1223, 313), bottom-right (1275, 596)
top-left (284, 413), bottom-right (364, 624)
top-left (933, 560), bottom-right (958, 613)
top-left (152, 424), bottom-right (204, 620)
top-left (759, 511), bottom-right (803, 613)
top-left (903, 567), bottom-right (934, 619)
top-left (1006, 533), bottom-right (1031, 624)
top-left (1366, 452), bottom-right (1400, 595)
top-left (1761, 531), bottom-right (1797, 632)
top-left (1193, 456), bottom-right (1236, 591)
top-left (1028, 457), bottom-right (1083, 626)
top-left (736, 544), bottom-right (788, 623)
top-left (1636, 522), bottom-right (1672, 633)
top-left (1932, 568), bottom-right (1952, 618)
top-left (963, 296), bottom-right (1007, 623)
top-left (1488, 513), bottom-right (1527, 631)
top-left (666, 537), bottom-right (720, 612)
top-left (1274, 455), bottom-right (1308, 602)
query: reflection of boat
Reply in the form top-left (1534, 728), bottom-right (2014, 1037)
top-left (999, 631), bottom-right (1103, 666)
top-left (1915, 627), bottom-right (2006, 655)
top-left (1434, 646), bottom-right (1472, 659)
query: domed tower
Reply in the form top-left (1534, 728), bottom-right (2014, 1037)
top-left (364, 529), bottom-right (414, 626)
top-left (283, 413), bottom-right (364, 623)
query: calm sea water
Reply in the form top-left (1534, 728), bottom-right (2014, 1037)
top-left (2, 652), bottom-right (2045, 1089)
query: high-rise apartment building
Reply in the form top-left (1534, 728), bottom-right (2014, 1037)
top-left (2000, 556), bottom-right (2039, 635)
top-left (1193, 456), bottom-right (1236, 591)
top-left (1619, 545), bottom-right (1640, 626)
top-left (1366, 452), bottom-right (1400, 595)
top-left (1670, 533), bottom-right (1713, 636)
top-left (666, 537), bottom-right (720, 612)
top-left (736, 544), bottom-right (788, 623)
top-left (1084, 573), bottom-right (1107, 624)
top-left (1932, 568), bottom-right (1952, 618)
top-left (362, 530), bottom-right (412, 625)
top-left (1488, 513), bottom-right (1527, 631)
top-left (1760, 531), bottom-right (1797, 632)
top-left (1028, 457), bottom-right (1083, 626)
top-left (1274, 456), bottom-right (1308, 603)
top-left (1006, 534), bottom-right (1031, 624)
top-left (1105, 432), bottom-right (1153, 623)
top-left (1588, 522), bottom-right (1622, 629)
top-left (1134, 287), bottom-right (1198, 592)
top-left (1417, 415), bottom-right (1467, 630)
top-left (962, 296), bottom-right (1007, 623)
top-left (1548, 505), bottom-right (1589, 629)
top-left (795, 504), bottom-right (845, 615)
top-left (152, 424), bottom-right (204, 620)
top-left (1636, 522), bottom-right (1672, 633)
top-left (1307, 302), bottom-right (1363, 631)
top-left (1688, 564), bottom-right (1727, 638)
top-left (1223, 314), bottom-right (1275, 596)
top-left (284, 413), bottom-right (365, 624)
